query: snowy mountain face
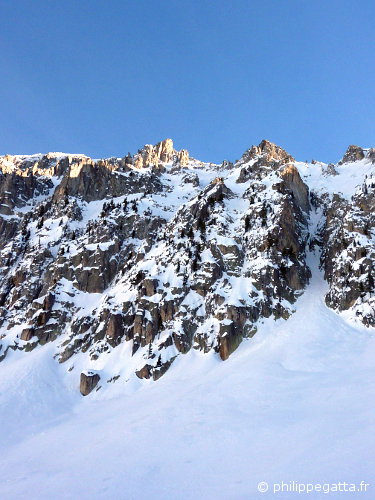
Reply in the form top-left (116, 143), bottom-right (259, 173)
top-left (0, 139), bottom-right (374, 395)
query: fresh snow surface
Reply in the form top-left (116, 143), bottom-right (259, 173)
top-left (297, 159), bottom-right (374, 199)
top-left (0, 250), bottom-right (374, 499)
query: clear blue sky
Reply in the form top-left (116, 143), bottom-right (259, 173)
top-left (1, 0), bottom-right (374, 164)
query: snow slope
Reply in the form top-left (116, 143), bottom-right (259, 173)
top-left (297, 157), bottom-right (374, 199)
top-left (0, 245), bottom-right (374, 500)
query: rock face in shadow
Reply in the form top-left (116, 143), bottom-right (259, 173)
top-left (80, 372), bottom-right (100, 396)
top-left (321, 183), bottom-right (375, 327)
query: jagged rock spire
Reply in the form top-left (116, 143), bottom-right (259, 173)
top-left (133, 138), bottom-right (189, 169)
top-left (237, 139), bottom-right (295, 167)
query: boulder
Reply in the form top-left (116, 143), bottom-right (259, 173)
top-left (80, 371), bottom-right (100, 396)
top-left (135, 364), bottom-right (153, 379)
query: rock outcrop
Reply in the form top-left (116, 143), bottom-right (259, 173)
top-left (134, 139), bottom-right (189, 169)
top-left (238, 139), bottom-right (295, 167)
top-left (321, 178), bottom-right (375, 326)
top-left (339, 145), bottom-right (365, 164)
top-left (80, 371), bottom-right (100, 396)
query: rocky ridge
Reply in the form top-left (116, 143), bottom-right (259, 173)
top-left (0, 139), bottom-right (373, 394)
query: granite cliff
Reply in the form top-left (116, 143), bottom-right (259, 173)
top-left (0, 139), bottom-right (373, 394)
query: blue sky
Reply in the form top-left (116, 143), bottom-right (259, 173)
top-left (1, 0), bottom-right (374, 163)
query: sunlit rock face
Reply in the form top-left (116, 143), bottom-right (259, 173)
top-left (339, 145), bottom-right (365, 164)
top-left (0, 139), bottom-right (373, 387)
top-left (133, 138), bottom-right (189, 169)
